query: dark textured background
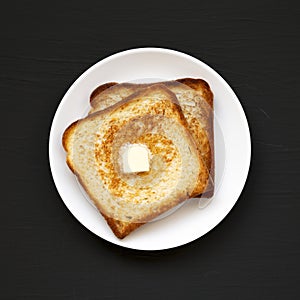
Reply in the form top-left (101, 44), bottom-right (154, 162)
top-left (1, 0), bottom-right (300, 299)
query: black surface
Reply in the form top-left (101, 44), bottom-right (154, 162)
top-left (1, 1), bottom-right (300, 299)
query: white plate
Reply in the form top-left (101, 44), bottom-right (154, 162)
top-left (49, 48), bottom-right (251, 250)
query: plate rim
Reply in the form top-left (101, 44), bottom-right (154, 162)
top-left (49, 47), bottom-right (251, 251)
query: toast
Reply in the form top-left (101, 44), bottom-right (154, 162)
top-left (63, 84), bottom-right (209, 238)
top-left (89, 78), bottom-right (214, 197)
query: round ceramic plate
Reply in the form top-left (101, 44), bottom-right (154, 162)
top-left (49, 48), bottom-right (251, 250)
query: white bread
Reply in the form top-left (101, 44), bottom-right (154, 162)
top-left (63, 84), bottom-right (209, 238)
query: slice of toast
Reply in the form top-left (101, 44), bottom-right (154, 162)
top-left (63, 84), bottom-right (209, 238)
top-left (89, 78), bottom-right (214, 197)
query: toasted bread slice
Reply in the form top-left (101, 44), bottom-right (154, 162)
top-left (63, 84), bottom-right (209, 238)
top-left (89, 78), bottom-right (214, 197)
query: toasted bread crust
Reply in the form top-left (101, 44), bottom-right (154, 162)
top-left (112, 83), bottom-right (180, 107)
top-left (62, 120), bottom-right (79, 173)
top-left (101, 213), bottom-right (144, 239)
top-left (90, 82), bottom-right (118, 102)
top-left (62, 121), bottom-right (78, 151)
top-left (176, 78), bottom-right (213, 108)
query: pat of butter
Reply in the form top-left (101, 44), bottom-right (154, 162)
top-left (121, 143), bottom-right (150, 173)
